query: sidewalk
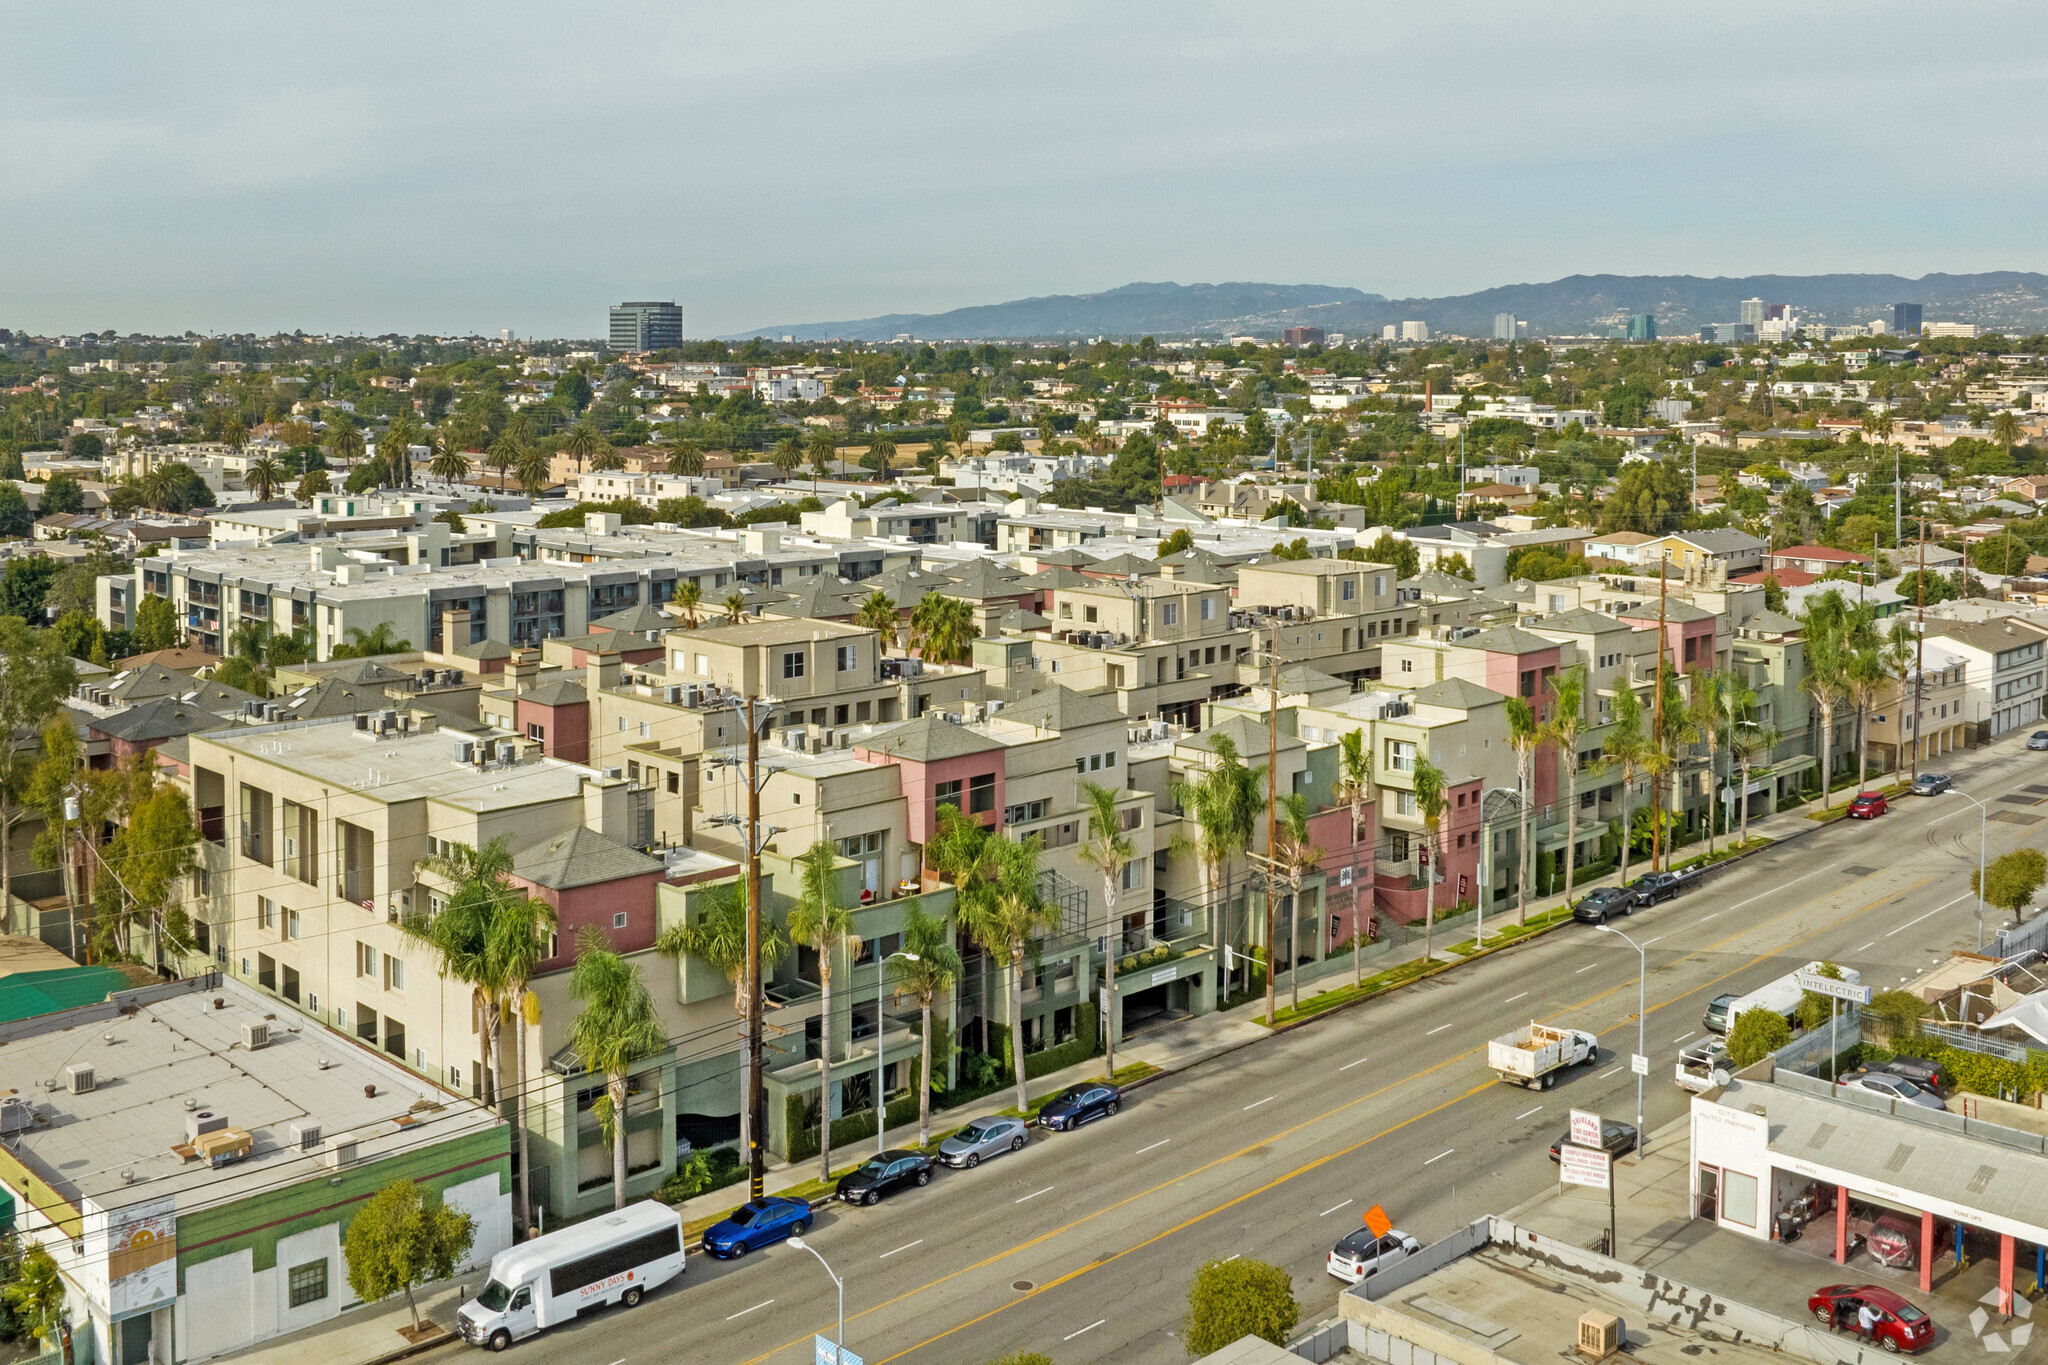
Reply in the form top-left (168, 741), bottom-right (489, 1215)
top-left (209, 1279), bottom-right (470, 1365)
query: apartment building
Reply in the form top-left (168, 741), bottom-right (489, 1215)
top-left (1923, 618), bottom-right (2048, 739)
top-left (1234, 558), bottom-right (1415, 684)
top-left (1034, 577), bottom-right (1251, 726)
top-left (1865, 648), bottom-right (1971, 771)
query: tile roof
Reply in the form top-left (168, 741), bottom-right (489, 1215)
top-left (520, 677), bottom-right (588, 708)
top-left (1412, 677), bottom-right (1507, 709)
top-left (996, 684), bottom-right (1124, 732)
top-left (1529, 607), bottom-right (1632, 635)
top-left (513, 825), bottom-right (663, 891)
top-left (592, 602), bottom-right (676, 633)
top-left (1463, 625), bottom-right (1567, 655)
top-left (88, 695), bottom-right (236, 742)
top-left (862, 711), bottom-right (1008, 762)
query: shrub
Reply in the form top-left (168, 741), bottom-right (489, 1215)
top-left (1726, 1008), bottom-right (1792, 1067)
top-left (1797, 961), bottom-right (1846, 1031)
top-left (342, 1180), bottom-right (475, 1331)
top-left (1184, 1257), bottom-right (1300, 1355)
top-left (1865, 989), bottom-right (1926, 1038)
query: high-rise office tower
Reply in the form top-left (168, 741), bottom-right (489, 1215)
top-left (608, 301), bottom-right (683, 352)
top-left (1891, 302), bottom-right (1923, 336)
top-left (1493, 313), bottom-right (1519, 342)
top-left (1626, 313), bottom-right (1657, 341)
top-left (1740, 298), bottom-right (1765, 327)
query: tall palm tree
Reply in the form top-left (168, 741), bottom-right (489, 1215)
top-left (1076, 780), bottom-right (1134, 1077)
top-left (382, 414), bottom-right (420, 489)
top-left (855, 590), bottom-right (899, 653)
top-left (721, 591), bottom-right (747, 625)
top-left (331, 622), bottom-right (410, 659)
top-left (805, 429), bottom-right (836, 491)
top-left (675, 579), bottom-right (703, 629)
top-left (326, 421), bottom-right (365, 469)
top-left (1274, 792), bottom-right (1322, 1010)
top-left (406, 836), bottom-right (557, 1237)
top-left (889, 899), bottom-right (959, 1149)
top-left (1728, 683), bottom-right (1779, 848)
top-left (589, 444), bottom-right (627, 473)
top-left (516, 447), bottom-right (551, 495)
top-left (1543, 665), bottom-right (1588, 900)
top-left (771, 438), bottom-right (803, 482)
top-left (1606, 681), bottom-right (1663, 886)
top-left (667, 438), bottom-right (706, 478)
top-left (1332, 728), bottom-right (1372, 984)
top-left (868, 435), bottom-right (898, 482)
top-left (486, 432), bottom-right (521, 491)
top-left (1504, 695), bottom-right (1540, 925)
top-left (428, 430), bottom-right (472, 486)
top-left (1844, 636), bottom-right (1890, 790)
top-left (1799, 590), bottom-right (1854, 809)
top-left (1686, 667), bottom-right (1728, 855)
top-left (562, 421), bottom-right (606, 477)
top-left (957, 835), bottom-right (1063, 1114)
top-left (1881, 617), bottom-right (1919, 776)
top-left (1413, 755), bottom-right (1448, 962)
top-left (1170, 734), bottom-right (1264, 990)
top-left (567, 927), bottom-right (666, 1210)
top-left (787, 839), bottom-right (861, 1179)
top-left (655, 881), bottom-right (788, 1186)
top-left (245, 455), bottom-right (286, 501)
top-left (909, 592), bottom-right (974, 665)
top-left (222, 416), bottom-right (248, 454)
top-left (1993, 409), bottom-right (2023, 461)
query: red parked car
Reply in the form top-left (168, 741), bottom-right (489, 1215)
top-left (1848, 791), bottom-right (1888, 819)
top-left (1808, 1285), bottom-right (1934, 1353)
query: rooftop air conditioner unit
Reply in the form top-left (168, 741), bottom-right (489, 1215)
top-left (0, 1096), bottom-right (33, 1136)
top-left (454, 740), bottom-right (474, 765)
top-left (321, 1133), bottom-right (358, 1169)
top-left (65, 1063), bottom-right (95, 1094)
top-left (289, 1121), bottom-right (322, 1152)
top-left (185, 1109), bottom-right (227, 1142)
top-left (601, 766), bottom-right (623, 781)
top-left (264, 704), bottom-right (282, 722)
top-left (781, 728), bottom-right (807, 749)
top-left (1577, 1312), bottom-right (1623, 1359)
top-left (241, 1021), bottom-right (270, 1051)
top-left (355, 714), bottom-right (371, 732)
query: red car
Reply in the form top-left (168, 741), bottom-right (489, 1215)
top-left (1848, 791), bottom-right (1888, 819)
top-left (1808, 1285), bottom-right (1934, 1353)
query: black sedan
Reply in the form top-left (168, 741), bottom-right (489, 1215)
top-left (1572, 886), bottom-right (1637, 924)
top-left (835, 1150), bottom-right (932, 1206)
top-left (1624, 871), bottom-right (1685, 905)
top-left (1549, 1119), bottom-right (1639, 1162)
top-left (1038, 1082), bottom-right (1120, 1130)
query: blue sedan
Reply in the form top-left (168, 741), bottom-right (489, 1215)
top-left (701, 1196), bottom-right (812, 1258)
top-left (1038, 1082), bottom-right (1121, 1131)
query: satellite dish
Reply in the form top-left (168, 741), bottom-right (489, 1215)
top-left (1710, 1068), bottom-right (1733, 1088)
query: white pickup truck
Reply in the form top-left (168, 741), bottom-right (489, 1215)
top-left (1675, 1037), bottom-right (1733, 1092)
top-left (1488, 1022), bottom-right (1599, 1089)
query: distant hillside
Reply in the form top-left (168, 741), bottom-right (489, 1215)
top-left (730, 273), bottom-right (2048, 341)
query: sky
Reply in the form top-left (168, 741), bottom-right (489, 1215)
top-left (7, 2), bottom-right (2048, 341)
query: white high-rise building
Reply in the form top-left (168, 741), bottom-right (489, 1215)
top-left (1493, 313), bottom-right (1519, 342)
top-left (1400, 320), bottom-right (1430, 342)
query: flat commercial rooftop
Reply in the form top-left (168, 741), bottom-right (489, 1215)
top-left (200, 716), bottom-right (590, 812)
top-left (2, 975), bottom-right (498, 1212)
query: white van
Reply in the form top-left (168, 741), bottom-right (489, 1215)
top-left (457, 1202), bottom-right (685, 1350)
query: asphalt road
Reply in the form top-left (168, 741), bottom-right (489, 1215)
top-left (452, 740), bottom-right (2048, 1365)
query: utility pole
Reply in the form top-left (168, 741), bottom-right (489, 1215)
top-left (744, 696), bottom-right (768, 1200)
top-left (1262, 621), bottom-right (1281, 1026)
top-left (1652, 548), bottom-right (1670, 873)
top-left (1894, 442), bottom-right (1902, 553)
top-left (1912, 524), bottom-right (1926, 783)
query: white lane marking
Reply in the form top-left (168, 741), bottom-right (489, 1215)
top-left (1017, 1186), bottom-right (1054, 1203)
top-left (1600, 1065), bottom-right (1624, 1078)
top-left (1514, 1105), bottom-right (1544, 1120)
top-left (1426, 1023), bottom-right (1453, 1035)
top-left (1321, 1199), bottom-right (1354, 1217)
top-left (1135, 1139), bottom-right (1171, 1155)
top-left (1886, 893), bottom-right (1972, 937)
top-left (880, 1240), bottom-right (922, 1259)
top-left (1699, 913), bottom-right (1719, 922)
top-left (1065, 1320), bottom-right (1107, 1341)
top-left (1857, 942), bottom-right (1877, 952)
top-left (1576, 962), bottom-right (1600, 973)
top-left (727, 1300), bottom-right (773, 1321)
top-left (1224, 1253), bottom-right (1241, 1262)
top-left (1725, 868), bottom-right (1824, 911)
top-left (1243, 1096), bottom-right (1274, 1110)
top-left (1340, 1057), bottom-right (1370, 1071)
top-left (1642, 935), bottom-right (1664, 946)
top-left (1672, 1031), bottom-right (1695, 1045)
top-left (1504, 992), bottom-right (1528, 1004)
top-left (1424, 1148), bottom-right (1455, 1165)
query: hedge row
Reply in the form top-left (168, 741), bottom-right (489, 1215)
top-left (785, 1091), bottom-right (925, 1164)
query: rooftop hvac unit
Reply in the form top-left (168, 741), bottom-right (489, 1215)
top-left (781, 728), bottom-right (807, 749)
top-left (663, 684), bottom-right (682, 704)
top-left (449, 669), bottom-right (464, 683)
top-left (64, 1063), bottom-right (95, 1094)
top-left (185, 1109), bottom-right (228, 1142)
top-left (289, 1121), bottom-right (322, 1152)
top-left (355, 713), bottom-right (371, 732)
top-left (264, 704), bottom-right (282, 722)
top-left (454, 740), bottom-right (475, 765)
top-left (601, 766), bottom-right (623, 781)
top-left (836, 731), bottom-right (851, 750)
top-left (0, 1096), bottom-right (34, 1135)
top-left (379, 709), bottom-right (398, 730)
top-left (321, 1132), bottom-right (359, 1169)
top-left (241, 1020), bottom-right (270, 1051)
top-left (1577, 1312), bottom-right (1623, 1359)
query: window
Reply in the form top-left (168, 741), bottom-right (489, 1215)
top-left (695, 653), bottom-right (709, 675)
top-left (836, 644), bottom-right (858, 671)
top-left (286, 908), bottom-right (300, 940)
top-left (968, 772), bottom-right (996, 814)
top-left (1160, 601), bottom-right (1179, 626)
top-left (1387, 740), bottom-right (1415, 772)
top-left (288, 1260), bottom-right (328, 1308)
top-left (935, 779), bottom-right (963, 808)
top-left (1201, 596), bottom-right (1217, 620)
top-left (1394, 790), bottom-right (1417, 816)
top-left (1058, 602), bottom-right (1072, 619)
top-left (1004, 799), bottom-right (1050, 824)
top-left (449, 1063), bottom-right (464, 1091)
top-left (384, 954), bottom-right (405, 991)
top-left (613, 911), bottom-right (629, 929)
top-left (782, 650), bottom-right (806, 679)
top-left (259, 897), bottom-right (275, 930)
top-left (1120, 860), bottom-right (1143, 891)
top-left (1083, 604), bottom-right (1099, 623)
top-left (1342, 580), bottom-right (1355, 601)
top-left (1399, 657), bottom-right (1413, 673)
top-left (1375, 574), bottom-right (1387, 596)
top-left (667, 770), bottom-right (680, 794)
top-left (527, 722), bottom-right (545, 742)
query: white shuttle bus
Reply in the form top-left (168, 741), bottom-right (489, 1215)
top-left (457, 1201), bottom-right (685, 1350)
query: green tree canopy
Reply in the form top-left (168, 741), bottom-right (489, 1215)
top-left (39, 473), bottom-right (85, 516)
top-left (1600, 459), bottom-right (1688, 534)
top-left (1184, 1257), bottom-right (1300, 1355)
top-left (1975, 848), bottom-right (2048, 922)
top-left (342, 1180), bottom-right (475, 1332)
top-left (1725, 1006), bottom-right (1792, 1067)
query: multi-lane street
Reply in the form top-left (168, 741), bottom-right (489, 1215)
top-left (458, 741), bottom-right (2047, 1365)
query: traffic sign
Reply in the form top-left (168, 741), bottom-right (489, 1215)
top-left (1630, 1053), bottom-right (1649, 1076)
top-left (1362, 1203), bottom-right (1392, 1237)
top-left (1794, 971), bottom-right (1872, 1005)
top-left (1558, 1144), bottom-right (1611, 1191)
top-left (1569, 1108), bottom-right (1602, 1148)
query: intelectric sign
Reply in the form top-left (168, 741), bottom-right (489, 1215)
top-left (1793, 971), bottom-right (1873, 1004)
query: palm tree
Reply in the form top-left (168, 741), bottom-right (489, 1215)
top-left (771, 438), bottom-right (803, 482)
top-left (1799, 591), bottom-right (1854, 808)
top-left (675, 579), bottom-right (703, 629)
top-left (245, 454), bottom-right (286, 501)
top-left (428, 430), bottom-right (472, 485)
top-left (654, 881), bottom-right (788, 1187)
top-left (567, 927), bottom-right (666, 1210)
top-left (1274, 792), bottom-right (1322, 1011)
top-left (1332, 729), bottom-right (1372, 984)
top-left (326, 421), bottom-right (365, 469)
top-left (405, 836), bottom-right (557, 1237)
top-left (1076, 780), bottom-right (1134, 1077)
top-left (1993, 409), bottom-right (2023, 460)
top-left (1728, 692), bottom-right (1779, 848)
top-left (1881, 617), bottom-right (1919, 776)
top-left (1606, 682), bottom-right (1663, 886)
top-left (855, 590), bottom-right (899, 653)
top-left (589, 444), bottom-right (627, 473)
top-left (516, 447), bottom-right (552, 495)
top-left (909, 592), bottom-right (974, 664)
top-left (1169, 734), bottom-right (1265, 991)
top-left (382, 415), bottom-right (420, 489)
top-left (562, 421), bottom-right (606, 477)
top-left (1686, 667), bottom-right (1728, 856)
top-left (957, 835), bottom-right (1063, 1114)
top-left (486, 432), bottom-right (521, 491)
top-left (331, 622), bottom-right (410, 659)
top-left (889, 900), bottom-right (959, 1149)
top-left (668, 438), bottom-right (706, 478)
top-left (1844, 634), bottom-right (1890, 790)
top-left (868, 435), bottom-right (898, 482)
top-left (1413, 755), bottom-right (1448, 962)
top-left (805, 429), bottom-right (836, 490)
top-left (222, 416), bottom-right (248, 454)
top-left (1504, 695), bottom-right (1540, 926)
top-left (787, 840), bottom-right (861, 1179)
top-left (721, 591), bottom-right (747, 625)
top-left (1543, 665), bottom-right (1588, 900)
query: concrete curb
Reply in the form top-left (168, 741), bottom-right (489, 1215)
top-left (351, 1327), bottom-right (455, 1365)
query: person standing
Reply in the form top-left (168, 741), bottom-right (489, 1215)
top-left (1857, 1302), bottom-right (1879, 1343)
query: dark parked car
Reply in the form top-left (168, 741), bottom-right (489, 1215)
top-left (1874, 1056), bottom-right (1947, 1094)
top-left (2029, 731), bottom-right (2048, 752)
top-left (836, 1150), bottom-right (933, 1206)
top-left (1549, 1119), bottom-right (1638, 1162)
top-left (1625, 870), bottom-right (1685, 905)
top-left (1848, 791), bottom-right (1888, 819)
top-left (1910, 772), bottom-right (1951, 796)
top-left (1572, 886), bottom-right (1638, 924)
top-left (1038, 1082), bottom-right (1120, 1131)
top-left (701, 1196), bottom-right (811, 1258)
top-left (1808, 1285), bottom-right (1934, 1353)
top-left (938, 1115), bottom-right (1030, 1168)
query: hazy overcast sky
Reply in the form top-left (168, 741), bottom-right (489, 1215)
top-left (7, 3), bottom-right (2045, 340)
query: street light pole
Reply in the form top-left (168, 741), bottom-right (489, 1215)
top-left (786, 1237), bottom-right (845, 1365)
top-left (1596, 923), bottom-right (1647, 1158)
top-left (877, 951), bottom-right (918, 1155)
top-left (1947, 788), bottom-right (1992, 950)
